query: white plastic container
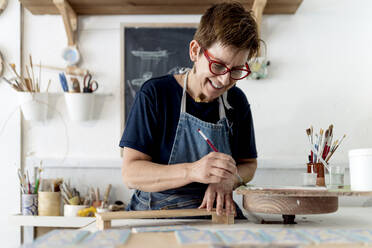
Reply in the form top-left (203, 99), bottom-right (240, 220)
top-left (64, 93), bottom-right (94, 121)
top-left (17, 92), bottom-right (48, 121)
top-left (64, 204), bottom-right (88, 217)
top-left (349, 148), bottom-right (372, 191)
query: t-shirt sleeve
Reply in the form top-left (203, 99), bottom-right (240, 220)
top-left (229, 89), bottom-right (258, 160)
top-left (119, 89), bottom-right (158, 157)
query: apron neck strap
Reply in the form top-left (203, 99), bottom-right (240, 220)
top-left (180, 69), bottom-right (226, 119)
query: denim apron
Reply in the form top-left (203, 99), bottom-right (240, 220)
top-left (126, 70), bottom-right (245, 219)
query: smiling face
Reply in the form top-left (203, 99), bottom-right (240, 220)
top-left (188, 40), bottom-right (250, 102)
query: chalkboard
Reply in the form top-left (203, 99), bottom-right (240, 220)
top-left (121, 23), bottom-right (197, 128)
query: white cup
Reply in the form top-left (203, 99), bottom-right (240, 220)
top-left (64, 93), bottom-right (94, 121)
top-left (63, 204), bottom-right (88, 217)
top-left (17, 92), bottom-right (48, 121)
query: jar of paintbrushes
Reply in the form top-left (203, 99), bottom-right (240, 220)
top-left (2, 55), bottom-right (51, 121)
top-left (38, 178), bottom-right (63, 216)
top-left (18, 168), bottom-right (40, 216)
top-left (305, 125), bottom-right (346, 187)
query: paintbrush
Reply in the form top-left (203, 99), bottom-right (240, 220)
top-left (306, 128), bottom-right (313, 163)
top-left (1, 77), bottom-right (21, 91)
top-left (8, 63), bottom-right (29, 91)
top-left (326, 134), bottom-right (346, 163)
top-left (314, 134), bottom-right (319, 162)
top-left (308, 141), bottom-right (329, 171)
top-left (29, 55), bottom-right (36, 91)
top-left (317, 128), bottom-right (324, 162)
top-left (325, 140), bottom-right (339, 162)
top-left (25, 66), bottom-right (33, 91)
top-left (321, 129), bottom-right (329, 161)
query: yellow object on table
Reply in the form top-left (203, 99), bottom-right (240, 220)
top-left (78, 206), bottom-right (96, 217)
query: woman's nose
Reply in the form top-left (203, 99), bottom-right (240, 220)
top-left (219, 73), bottom-right (231, 86)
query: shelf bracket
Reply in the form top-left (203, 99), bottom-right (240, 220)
top-left (53, 0), bottom-right (77, 46)
top-left (252, 0), bottom-right (267, 56)
top-left (252, 0), bottom-right (267, 36)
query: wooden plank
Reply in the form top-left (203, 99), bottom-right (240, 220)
top-left (96, 209), bottom-right (218, 221)
top-left (96, 209), bottom-right (234, 230)
top-left (19, 0), bottom-right (303, 15)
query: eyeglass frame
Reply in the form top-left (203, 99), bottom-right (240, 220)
top-left (202, 48), bottom-right (251, 80)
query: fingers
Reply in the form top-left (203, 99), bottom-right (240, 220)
top-left (206, 191), bottom-right (216, 212)
top-left (209, 168), bottom-right (232, 179)
top-left (216, 193), bottom-right (224, 216)
top-left (198, 195), bottom-right (207, 209)
top-left (225, 194), bottom-right (232, 215)
top-left (208, 153), bottom-right (237, 175)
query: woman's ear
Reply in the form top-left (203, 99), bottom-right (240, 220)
top-left (189, 40), bottom-right (201, 62)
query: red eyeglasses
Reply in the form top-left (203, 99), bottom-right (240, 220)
top-left (203, 49), bottom-right (251, 80)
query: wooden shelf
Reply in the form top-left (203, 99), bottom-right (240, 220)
top-left (10, 214), bottom-right (95, 227)
top-left (19, 0), bottom-right (303, 15)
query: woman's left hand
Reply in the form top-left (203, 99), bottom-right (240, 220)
top-left (198, 179), bottom-right (236, 216)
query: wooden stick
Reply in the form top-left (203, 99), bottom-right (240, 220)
top-left (34, 64), bottom-right (88, 76)
top-left (25, 66), bottom-right (33, 92)
top-left (29, 55), bottom-right (36, 91)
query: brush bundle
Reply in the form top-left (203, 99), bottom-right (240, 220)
top-left (306, 125), bottom-right (346, 165)
top-left (2, 55), bottom-right (50, 92)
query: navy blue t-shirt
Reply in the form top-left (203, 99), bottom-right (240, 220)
top-left (119, 75), bottom-right (257, 163)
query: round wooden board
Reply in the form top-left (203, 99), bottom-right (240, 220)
top-left (236, 186), bottom-right (372, 197)
top-left (243, 194), bottom-right (338, 215)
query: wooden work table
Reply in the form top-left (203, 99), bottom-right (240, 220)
top-left (77, 206), bottom-right (372, 247)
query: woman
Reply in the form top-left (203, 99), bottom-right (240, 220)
top-left (120, 2), bottom-right (259, 218)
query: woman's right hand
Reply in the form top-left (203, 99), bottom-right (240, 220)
top-left (188, 152), bottom-right (237, 184)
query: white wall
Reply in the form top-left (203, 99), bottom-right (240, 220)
top-left (1, 0), bottom-right (372, 245)
top-left (0, 1), bottom-right (22, 247)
